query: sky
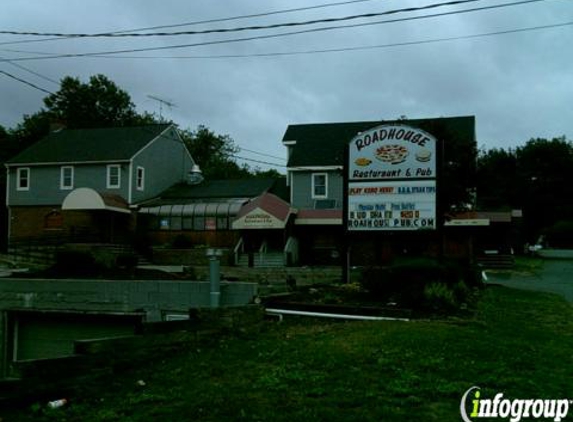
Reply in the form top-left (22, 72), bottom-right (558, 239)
top-left (1, 0), bottom-right (572, 172)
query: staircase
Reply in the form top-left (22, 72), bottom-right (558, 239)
top-left (237, 252), bottom-right (284, 268)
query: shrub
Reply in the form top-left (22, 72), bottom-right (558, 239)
top-left (359, 258), bottom-right (475, 310)
top-left (423, 282), bottom-right (457, 312)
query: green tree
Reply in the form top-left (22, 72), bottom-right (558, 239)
top-left (43, 74), bottom-right (146, 128)
top-left (516, 137), bottom-right (573, 241)
top-left (181, 125), bottom-right (253, 180)
top-left (476, 147), bottom-right (518, 210)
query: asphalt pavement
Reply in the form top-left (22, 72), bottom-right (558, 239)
top-left (486, 259), bottom-right (573, 303)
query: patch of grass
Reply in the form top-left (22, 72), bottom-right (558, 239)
top-left (6, 286), bottom-right (573, 421)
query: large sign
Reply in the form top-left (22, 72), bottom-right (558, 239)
top-left (348, 180), bottom-right (436, 230)
top-left (348, 124), bottom-right (436, 181)
top-left (346, 124), bottom-right (438, 231)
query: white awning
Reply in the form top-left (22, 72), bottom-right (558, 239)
top-left (62, 188), bottom-right (130, 214)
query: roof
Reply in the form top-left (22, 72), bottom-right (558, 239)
top-left (282, 116), bottom-right (475, 167)
top-left (140, 178), bottom-right (288, 206)
top-left (236, 193), bottom-right (292, 221)
top-left (6, 124), bottom-right (172, 165)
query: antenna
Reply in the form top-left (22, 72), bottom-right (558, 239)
top-left (147, 94), bottom-right (177, 119)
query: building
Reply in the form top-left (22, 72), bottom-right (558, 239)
top-left (5, 124), bottom-right (195, 244)
top-left (282, 116), bottom-right (478, 265)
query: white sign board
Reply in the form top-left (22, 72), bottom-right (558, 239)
top-left (348, 124), bottom-right (436, 181)
top-left (347, 124), bottom-right (438, 231)
top-left (348, 180), bottom-right (436, 230)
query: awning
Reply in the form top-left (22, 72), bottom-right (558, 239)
top-left (139, 199), bottom-right (245, 219)
top-left (62, 188), bottom-right (130, 214)
top-left (295, 209), bottom-right (342, 226)
top-left (232, 193), bottom-right (293, 230)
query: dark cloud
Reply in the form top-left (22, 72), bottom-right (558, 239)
top-left (1, 0), bottom-right (572, 169)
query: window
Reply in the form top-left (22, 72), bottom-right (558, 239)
top-left (312, 173), bottom-right (328, 199)
top-left (17, 168), bottom-right (30, 191)
top-left (136, 166), bottom-right (145, 191)
top-left (107, 165), bottom-right (121, 189)
top-left (60, 166), bottom-right (74, 190)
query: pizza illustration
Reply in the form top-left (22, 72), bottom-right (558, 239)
top-left (375, 144), bottom-right (409, 164)
top-left (354, 157), bottom-right (372, 166)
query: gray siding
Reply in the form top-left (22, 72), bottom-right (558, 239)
top-left (291, 170), bottom-right (343, 209)
top-left (7, 163), bottom-right (129, 206)
top-left (6, 126), bottom-right (195, 207)
top-left (130, 127), bottom-right (195, 204)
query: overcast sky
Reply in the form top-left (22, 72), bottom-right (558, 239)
top-left (1, 0), bottom-right (572, 171)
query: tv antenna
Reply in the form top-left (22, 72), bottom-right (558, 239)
top-left (147, 94), bottom-right (177, 119)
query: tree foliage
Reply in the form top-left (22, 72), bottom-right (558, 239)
top-left (477, 136), bottom-right (573, 241)
top-left (43, 74), bottom-right (145, 128)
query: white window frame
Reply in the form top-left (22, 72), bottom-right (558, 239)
top-left (107, 164), bottom-right (121, 189)
top-left (311, 172), bottom-right (328, 199)
top-left (136, 166), bottom-right (145, 191)
top-left (16, 167), bottom-right (30, 191)
top-left (60, 166), bottom-right (74, 190)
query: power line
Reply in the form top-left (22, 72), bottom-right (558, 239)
top-left (0, 0), bottom-right (486, 38)
top-left (0, 55), bottom-right (59, 85)
top-left (232, 154), bottom-right (286, 168)
top-left (0, 0), bottom-right (383, 47)
top-left (0, 69), bottom-right (54, 94)
top-left (238, 147), bottom-right (286, 162)
top-left (98, 20), bottom-right (572, 60)
top-left (0, 0), bottom-right (552, 62)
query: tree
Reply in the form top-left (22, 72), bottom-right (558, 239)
top-left (476, 147), bottom-right (518, 210)
top-left (43, 74), bottom-right (151, 128)
top-left (181, 125), bottom-right (253, 180)
top-left (516, 137), bottom-right (573, 241)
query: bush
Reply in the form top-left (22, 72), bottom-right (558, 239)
top-left (424, 282), bottom-right (457, 311)
top-left (359, 258), bottom-right (476, 310)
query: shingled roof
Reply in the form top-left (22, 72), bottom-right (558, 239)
top-left (6, 124), bottom-right (172, 165)
top-left (140, 178), bottom-right (288, 206)
top-left (282, 116), bottom-right (475, 167)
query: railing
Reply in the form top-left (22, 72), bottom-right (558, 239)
top-left (233, 238), bottom-right (244, 266)
top-left (284, 236), bottom-right (299, 266)
top-left (258, 240), bottom-right (269, 266)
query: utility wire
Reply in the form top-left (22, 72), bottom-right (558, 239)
top-left (232, 154), bottom-right (286, 168)
top-left (96, 20), bottom-right (572, 60)
top-left (0, 0), bottom-right (552, 62)
top-left (239, 147), bottom-right (286, 162)
top-left (0, 0), bottom-right (486, 38)
top-left (0, 0), bottom-right (383, 46)
top-left (0, 55), bottom-right (59, 85)
top-left (0, 69), bottom-right (54, 94)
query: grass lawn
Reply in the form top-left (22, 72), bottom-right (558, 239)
top-left (7, 285), bottom-right (573, 421)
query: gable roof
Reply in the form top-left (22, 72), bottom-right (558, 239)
top-left (6, 124), bottom-right (172, 166)
top-left (235, 192), bottom-right (292, 222)
top-left (282, 116), bottom-right (475, 168)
